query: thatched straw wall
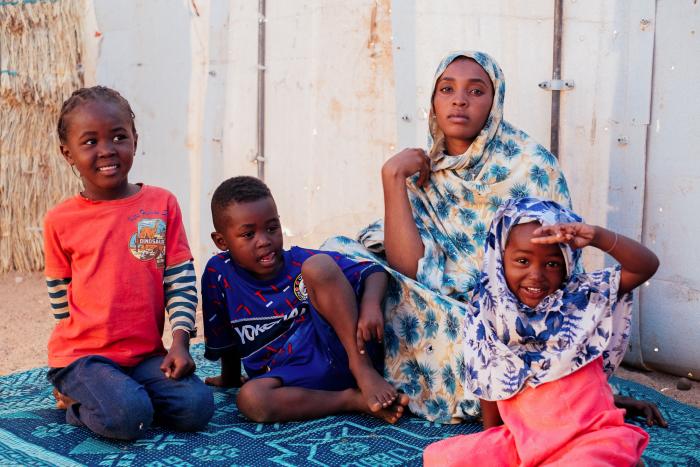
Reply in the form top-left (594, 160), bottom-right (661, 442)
top-left (0, 0), bottom-right (83, 272)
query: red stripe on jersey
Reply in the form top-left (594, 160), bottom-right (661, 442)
top-left (254, 290), bottom-right (267, 302)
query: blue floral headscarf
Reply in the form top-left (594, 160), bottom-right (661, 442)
top-left (463, 197), bottom-right (633, 401)
top-left (427, 51), bottom-right (506, 173)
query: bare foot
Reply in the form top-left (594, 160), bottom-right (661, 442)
top-left (52, 387), bottom-right (75, 410)
top-left (354, 365), bottom-right (399, 412)
top-left (363, 393), bottom-right (410, 424)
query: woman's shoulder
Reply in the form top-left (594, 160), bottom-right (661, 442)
top-left (495, 121), bottom-right (560, 168)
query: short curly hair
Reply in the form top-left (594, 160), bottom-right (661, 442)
top-left (211, 176), bottom-right (273, 231)
top-left (57, 86), bottom-right (136, 143)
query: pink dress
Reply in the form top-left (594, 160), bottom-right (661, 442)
top-left (424, 359), bottom-right (649, 466)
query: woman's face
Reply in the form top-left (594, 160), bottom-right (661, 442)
top-left (432, 58), bottom-right (494, 155)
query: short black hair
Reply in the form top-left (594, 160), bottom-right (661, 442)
top-left (57, 86), bottom-right (136, 143)
top-left (211, 176), bottom-right (273, 231)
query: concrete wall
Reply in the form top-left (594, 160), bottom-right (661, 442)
top-left (638, 0), bottom-right (699, 378)
top-left (83, 0), bottom-right (699, 377)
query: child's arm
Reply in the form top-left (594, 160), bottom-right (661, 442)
top-left (531, 223), bottom-right (659, 294)
top-left (356, 270), bottom-right (388, 354)
top-left (160, 260), bottom-right (198, 379)
top-left (480, 399), bottom-right (503, 429)
top-left (204, 349), bottom-right (243, 388)
top-left (46, 277), bottom-right (71, 320)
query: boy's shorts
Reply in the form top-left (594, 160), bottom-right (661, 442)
top-left (258, 305), bottom-right (382, 391)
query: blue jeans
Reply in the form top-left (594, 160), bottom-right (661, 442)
top-left (47, 355), bottom-right (215, 440)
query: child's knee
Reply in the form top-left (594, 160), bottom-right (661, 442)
top-left (236, 383), bottom-right (275, 423)
top-left (301, 254), bottom-right (341, 286)
top-left (83, 392), bottom-right (154, 440)
top-left (162, 382), bottom-right (215, 431)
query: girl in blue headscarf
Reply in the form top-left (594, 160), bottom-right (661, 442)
top-left (424, 197), bottom-right (656, 465)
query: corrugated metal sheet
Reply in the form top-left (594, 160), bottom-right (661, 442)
top-left (84, 0), bottom-right (698, 377)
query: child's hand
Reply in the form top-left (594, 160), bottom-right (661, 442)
top-left (614, 395), bottom-right (668, 428)
top-left (357, 301), bottom-right (384, 354)
top-left (382, 148), bottom-right (431, 187)
top-left (161, 338), bottom-right (196, 379)
top-left (531, 222), bottom-right (595, 250)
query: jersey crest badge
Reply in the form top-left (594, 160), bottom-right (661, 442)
top-left (293, 274), bottom-right (307, 301)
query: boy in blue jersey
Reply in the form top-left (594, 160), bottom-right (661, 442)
top-left (202, 176), bottom-right (409, 423)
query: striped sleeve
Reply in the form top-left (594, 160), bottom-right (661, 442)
top-left (46, 277), bottom-right (71, 320)
top-left (164, 260), bottom-right (198, 334)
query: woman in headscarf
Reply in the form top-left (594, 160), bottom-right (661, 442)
top-left (324, 50), bottom-right (569, 422)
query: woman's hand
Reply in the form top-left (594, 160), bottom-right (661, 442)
top-left (531, 222), bottom-right (596, 250)
top-left (382, 148), bottom-right (431, 187)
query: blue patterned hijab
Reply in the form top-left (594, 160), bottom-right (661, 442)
top-left (427, 51), bottom-right (506, 172)
top-left (463, 197), bottom-right (633, 401)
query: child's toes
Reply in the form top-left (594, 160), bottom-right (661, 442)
top-left (382, 392), bottom-right (396, 407)
top-left (368, 397), bottom-right (383, 413)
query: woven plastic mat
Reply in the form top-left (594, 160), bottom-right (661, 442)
top-left (0, 346), bottom-right (697, 466)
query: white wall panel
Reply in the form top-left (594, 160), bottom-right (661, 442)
top-left (639, 0), bottom-right (700, 378)
top-left (85, 0), bottom-right (698, 375)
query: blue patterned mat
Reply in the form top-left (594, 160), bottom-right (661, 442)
top-left (1, 347), bottom-right (698, 466)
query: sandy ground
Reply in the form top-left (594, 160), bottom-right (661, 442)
top-left (1, 271), bottom-right (698, 410)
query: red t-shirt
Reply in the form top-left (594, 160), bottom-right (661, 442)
top-left (43, 185), bottom-right (192, 367)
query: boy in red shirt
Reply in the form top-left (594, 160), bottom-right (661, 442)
top-left (44, 86), bottom-right (214, 440)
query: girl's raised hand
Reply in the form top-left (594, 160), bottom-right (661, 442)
top-left (531, 222), bottom-right (596, 250)
top-left (382, 148), bottom-right (431, 187)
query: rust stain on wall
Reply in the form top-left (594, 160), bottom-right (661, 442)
top-left (360, 0), bottom-right (394, 108)
top-left (329, 97), bottom-right (343, 123)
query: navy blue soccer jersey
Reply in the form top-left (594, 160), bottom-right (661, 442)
top-left (201, 247), bottom-right (383, 384)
